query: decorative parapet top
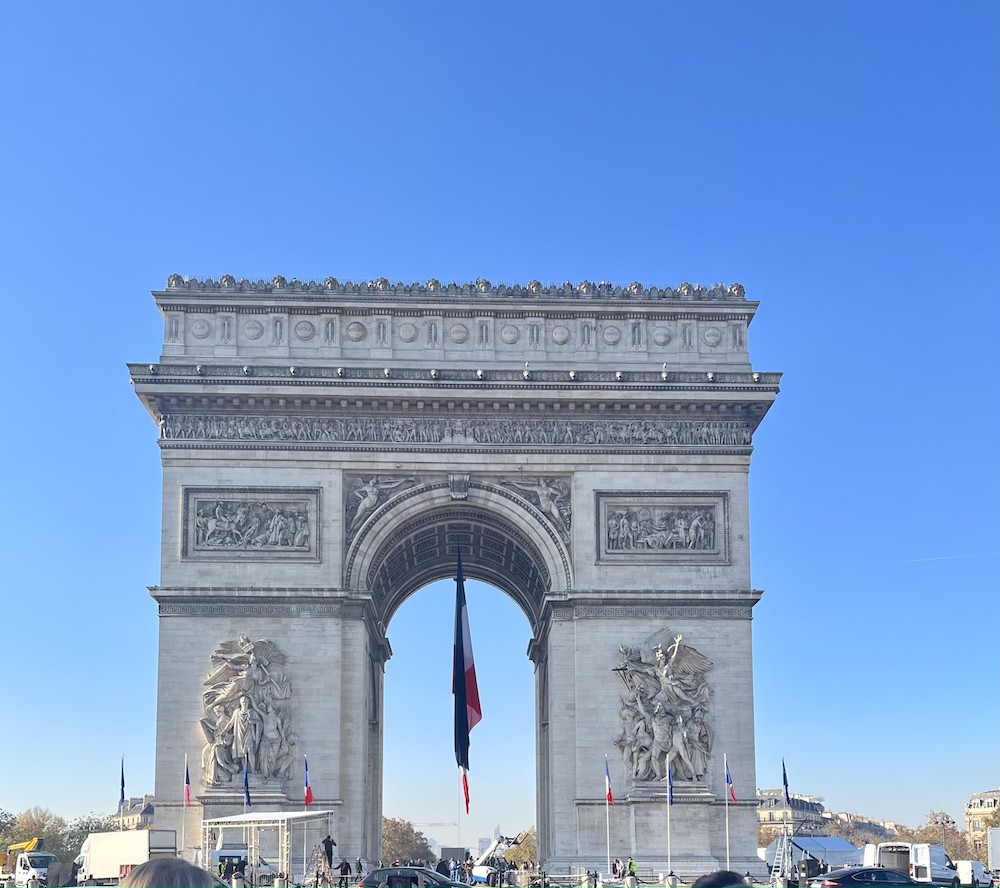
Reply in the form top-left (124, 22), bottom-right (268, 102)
top-left (162, 275), bottom-right (747, 302)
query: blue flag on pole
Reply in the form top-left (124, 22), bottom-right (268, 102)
top-left (782, 759), bottom-right (790, 806)
top-left (119, 757), bottom-right (125, 808)
top-left (243, 758), bottom-right (252, 808)
top-left (667, 766), bottom-right (674, 806)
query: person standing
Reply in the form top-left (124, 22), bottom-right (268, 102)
top-left (322, 836), bottom-right (337, 870)
top-left (337, 858), bottom-right (352, 888)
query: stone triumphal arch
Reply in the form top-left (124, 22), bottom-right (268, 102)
top-left (131, 275), bottom-right (779, 874)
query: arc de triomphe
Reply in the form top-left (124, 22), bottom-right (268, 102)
top-left (130, 275), bottom-right (779, 874)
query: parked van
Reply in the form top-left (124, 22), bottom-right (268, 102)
top-left (955, 861), bottom-right (991, 887)
top-left (863, 843), bottom-right (960, 886)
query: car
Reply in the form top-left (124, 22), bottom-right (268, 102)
top-left (358, 867), bottom-right (467, 888)
top-left (806, 868), bottom-right (924, 887)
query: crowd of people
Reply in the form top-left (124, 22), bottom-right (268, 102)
top-left (116, 858), bottom-right (755, 888)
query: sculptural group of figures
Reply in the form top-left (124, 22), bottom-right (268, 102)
top-left (614, 635), bottom-right (714, 784)
top-left (161, 414), bottom-right (752, 448)
top-left (194, 500), bottom-right (310, 549)
top-left (607, 508), bottom-right (715, 551)
top-left (200, 637), bottom-right (297, 786)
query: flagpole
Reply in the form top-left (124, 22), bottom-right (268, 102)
top-left (605, 791), bottom-right (611, 878)
top-left (724, 753), bottom-right (730, 871)
top-left (666, 767), bottom-right (672, 878)
top-left (303, 755), bottom-right (308, 886)
top-left (181, 753), bottom-right (187, 861)
top-left (119, 755), bottom-right (125, 832)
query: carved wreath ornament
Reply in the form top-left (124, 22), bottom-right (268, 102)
top-left (613, 629), bottom-right (714, 784)
top-left (200, 637), bottom-right (297, 787)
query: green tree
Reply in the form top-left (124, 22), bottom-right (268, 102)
top-left (381, 818), bottom-right (435, 865)
top-left (0, 809), bottom-right (17, 845)
top-left (503, 829), bottom-right (536, 868)
top-left (10, 808), bottom-right (68, 861)
top-left (911, 811), bottom-right (969, 862)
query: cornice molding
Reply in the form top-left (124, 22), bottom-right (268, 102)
top-left (161, 275), bottom-right (749, 303)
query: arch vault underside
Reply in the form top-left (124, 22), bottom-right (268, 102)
top-left (134, 275), bottom-right (779, 875)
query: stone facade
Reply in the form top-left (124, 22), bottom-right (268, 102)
top-left (132, 276), bottom-right (780, 875)
top-left (965, 790), bottom-right (999, 858)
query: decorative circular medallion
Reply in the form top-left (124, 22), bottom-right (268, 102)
top-left (449, 323), bottom-right (469, 343)
top-left (702, 327), bottom-right (722, 347)
top-left (243, 319), bottom-right (264, 341)
top-left (346, 321), bottom-right (367, 342)
top-left (191, 319), bottom-right (212, 339)
top-left (601, 325), bottom-right (622, 346)
top-left (294, 320), bottom-right (316, 341)
top-left (651, 326), bottom-right (672, 346)
top-left (398, 322), bottom-right (417, 343)
top-left (551, 325), bottom-right (571, 345)
top-left (500, 324), bottom-right (520, 344)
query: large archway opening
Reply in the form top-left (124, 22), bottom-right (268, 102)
top-left (381, 577), bottom-right (536, 859)
top-left (347, 485), bottom-right (567, 865)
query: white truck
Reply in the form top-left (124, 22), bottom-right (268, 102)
top-left (988, 828), bottom-right (999, 876)
top-left (0, 839), bottom-right (59, 888)
top-left (955, 860), bottom-right (991, 887)
top-left (75, 831), bottom-right (177, 885)
top-left (863, 843), bottom-right (960, 886)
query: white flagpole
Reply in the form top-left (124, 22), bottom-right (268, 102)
top-left (181, 753), bottom-right (187, 861)
top-left (605, 792), bottom-right (611, 878)
top-left (724, 753), bottom-right (730, 871)
top-left (666, 783), bottom-right (672, 876)
top-left (303, 756), bottom-right (308, 886)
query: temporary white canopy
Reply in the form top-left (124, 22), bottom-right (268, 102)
top-left (201, 809), bottom-right (339, 885)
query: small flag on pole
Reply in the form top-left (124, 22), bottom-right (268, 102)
top-left (119, 757), bottom-right (126, 808)
top-left (453, 548), bottom-right (482, 814)
top-left (243, 758), bottom-right (252, 808)
top-left (668, 766), bottom-right (674, 806)
top-left (605, 756), bottom-right (615, 805)
top-left (726, 761), bottom-right (737, 803)
top-left (184, 757), bottom-right (191, 806)
top-left (304, 756), bottom-right (315, 806)
top-left (782, 759), bottom-right (790, 806)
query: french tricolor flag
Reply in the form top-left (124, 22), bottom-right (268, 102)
top-left (453, 549), bottom-right (482, 814)
top-left (605, 756), bottom-right (615, 805)
top-left (184, 756), bottom-right (191, 806)
top-left (726, 761), bottom-right (737, 803)
top-left (304, 756), bottom-right (314, 806)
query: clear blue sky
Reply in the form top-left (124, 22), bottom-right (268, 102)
top-left (1, 1), bottom-right (997, 849)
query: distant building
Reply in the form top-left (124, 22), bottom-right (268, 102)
top-left (111, 794), bottom-right (155, 830)
top-left (478, 837), bottom-right (492, 856)
top-left (826, 811), bottom-right (897, 836)
top-left (758, 789), bottom-right (826, 836)
top-left (965, 790), bottom-right (1000, 858)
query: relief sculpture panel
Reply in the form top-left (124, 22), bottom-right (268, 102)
top-left (200, 636), bottom-right (296, 787)
top-left (182, 487), bottom-right (320, 561)
top-left (613, 628), bottom-right (714, 786)
top-left (596, 491), bottom-right (729, 564)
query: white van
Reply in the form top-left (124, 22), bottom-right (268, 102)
top-left (955, 861), bottom-right (991, 887)
top-left (863, 843), bottom-right (960, 886)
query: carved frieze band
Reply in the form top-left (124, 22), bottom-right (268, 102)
top-left (160, 414), bottom-right (752, 450)
top-left (596, 491), bottom-right (730, 565)
top-left (159, 603), bottom-right (345, 617)
top-left (567, 605), bottom-right (751, 620)
top-left (182, 487), bottom-right (321, 562)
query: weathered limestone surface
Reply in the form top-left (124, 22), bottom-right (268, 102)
top-left (133, 276), bottom-right (779, 876)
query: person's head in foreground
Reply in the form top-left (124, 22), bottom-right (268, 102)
top-left (692, 871), bottom-right (747, 887)
top-left (119, 857), bottom-right (220, 888)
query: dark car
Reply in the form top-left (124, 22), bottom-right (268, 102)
top-left (359, 867), bottom-right (467, 888)
top-left (806, 868), bottom-right (923, 887)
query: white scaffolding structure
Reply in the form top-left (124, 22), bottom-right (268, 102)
top-left (201, 810), bottom-right (337, 885)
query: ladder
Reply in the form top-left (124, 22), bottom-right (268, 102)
top-left (769, 830), bottom-right (790, 886)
